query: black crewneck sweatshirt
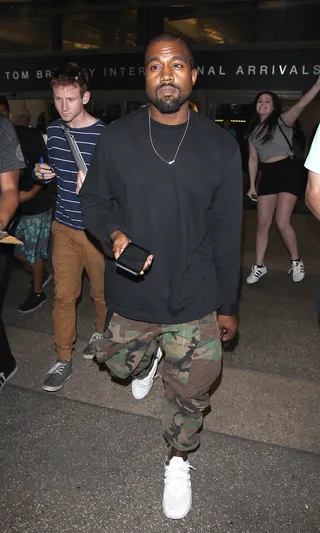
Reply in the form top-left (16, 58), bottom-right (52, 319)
top-left (80, 107), bottom-right (242, 324)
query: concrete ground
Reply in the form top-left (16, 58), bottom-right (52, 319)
top-left (1, 210), bottom-right (320, 533)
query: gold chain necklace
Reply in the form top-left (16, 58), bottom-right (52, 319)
top-left (148, 111), bottom-right (190, 165)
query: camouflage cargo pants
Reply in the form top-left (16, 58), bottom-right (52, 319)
top-left (94, 312), bottom-right (222, 452)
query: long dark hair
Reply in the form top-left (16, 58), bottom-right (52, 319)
top-left (246, 92), bottom-right (283, 144)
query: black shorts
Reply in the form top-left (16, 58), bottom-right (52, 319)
top-left (258, 157), bottom-right (300, 197)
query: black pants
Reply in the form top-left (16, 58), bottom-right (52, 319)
top-left (0, 248), bottom-right (14, 370)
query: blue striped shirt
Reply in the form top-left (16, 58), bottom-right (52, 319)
top-left (47, 118), bottom-right (106, 230)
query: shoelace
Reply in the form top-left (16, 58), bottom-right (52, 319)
top-left (88, 332), bottom-right (104, 344)
top-left (0, 373), bottom-right (6, 387)
top-left (136, 373), bottom-right (160, 388)
top-left (165, 461), bottom-right (196, 482)
top-left (49, 362), bottom-right (68, 376)
top-left (289, 262), bottom-right (304, 274)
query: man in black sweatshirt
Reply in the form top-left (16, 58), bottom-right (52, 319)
top-left (80, 33), bottom-right (242, 520)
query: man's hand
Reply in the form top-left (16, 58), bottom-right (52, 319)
top-left (110, 230), bottom-right (154, 275)
top-left (76, 170), bottom-right (86, 195)
top-left (217, 314), bottom-right (238, 342)
top-left (34, 162), bottom-right (55, 181)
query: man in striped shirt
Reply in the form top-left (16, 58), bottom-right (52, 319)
top-left (35, 64), bottom-right (106, 392)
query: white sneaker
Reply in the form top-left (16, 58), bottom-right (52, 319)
top-left (131, 347), bottom-right (162, 400)
top-left (163, 456), bottom-right (194, 520)
top-left (246, 264), bottom-right (267, 284)
top-left (289, 259), bottom-right (305, 283)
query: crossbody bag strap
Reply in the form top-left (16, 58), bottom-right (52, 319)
top-left (278, 117), bottom-right (294, 153)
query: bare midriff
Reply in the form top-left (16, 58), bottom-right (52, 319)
top-left (263, 154), bottom-right (289, 164)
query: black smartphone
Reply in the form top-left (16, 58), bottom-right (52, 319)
top-left (116, 242), bottom-right (152, 276)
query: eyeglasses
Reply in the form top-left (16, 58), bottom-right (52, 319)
top-left (51, 66), bottom-right (88, 85)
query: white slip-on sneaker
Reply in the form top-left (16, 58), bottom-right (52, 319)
top-left (289, 259), bottom-right (305, 283)
top-left (246, 264), bottom-right (267, 284)
top-left (131, 347), bottom-right (162, 400)
top-left (163, 456), bottom-right (195, 520)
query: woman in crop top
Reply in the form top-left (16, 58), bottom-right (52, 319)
top-left (246, 77), bottom-right (320, 285)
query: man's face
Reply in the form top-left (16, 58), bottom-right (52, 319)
top-left (145, 40), bottom-right (197, 114)
top-left (0, 104), bottom-right (9, 118)
top-left (53, 84), bottom-right (90, 123)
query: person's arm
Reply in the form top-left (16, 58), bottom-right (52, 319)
top-left (0, 116), bottom-right (25, 229)
top-left (248, 142), bottom-right (259, 195)
top-left (79, 129), bottom-right (127, 258)
top-left (0, 170), bottom-right (20, 230)
top-left (282, 76), bottom-right (320, 127)
top-left (211, 146), bottom-right (243, 340)
top-left (306, 171), bottom-right (320, 219)
top-left (19, 184), bottom-right (41, 203)
top-left (305, 124), bottom-right (320, 218)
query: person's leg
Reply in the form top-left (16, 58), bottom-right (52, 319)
top-left (275, 192), bottom-right (299, 259)
top-left (51, 222), bottom-right (84, 361)
top-left (31, 259), bottom-right (45, 293)
top-left (78, 231), bottom-right (106, 333)
top-left (275, 192), bottom-right (305, 282)
top-left (160, 312), bottom-right (222, 519)
top-left (15, 213), bottom-right (50, 312)
top-left (0, 249), bottom-right (17, 390)
top-left (29, 208), bottom-right (52, 292)
top-left (16, 255), bottom-right (32, 276)
top-left (16, 255), bottom-right (51, 290)
top-left (93, 312), bottom-right (161, 378)
top-left (255, 194), bottom-right (278, 265)
top-left (43, 222), bottom-right (84, 392)
top-left (75, 230), bottom-right (107, 358)
top-left (161, 312), bottom-right (222, 454)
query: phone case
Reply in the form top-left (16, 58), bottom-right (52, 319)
top-left (116, 243), bottom-right (151, 276)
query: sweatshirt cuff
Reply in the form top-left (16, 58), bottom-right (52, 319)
top-left (105, 223), bottom-right (128, 244)
top-left (217, 301), bottom-right (238, 316)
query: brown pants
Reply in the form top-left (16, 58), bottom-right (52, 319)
top-left (52, 221), bottom-right (106, 360)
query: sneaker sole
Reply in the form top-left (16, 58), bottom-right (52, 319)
top-left (42, 273), bottom-right (53, 289)
top-left (17, 299), bottom-right (46, 314)
top-left (246, 272), bottom-right (267, 284)
top-left (82, 352), bottom-right (95, 360)
top-left (162, 496), bottom-right (192, 520)
top-left (42, 372), bottom-right (72, 392)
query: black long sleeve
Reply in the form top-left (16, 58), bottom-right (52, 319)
top-left (210, 148), bottom-right (243, 316)
top-left (79, 108), bottom-right (242, 324)
top-left (79, 129), bottom-right (127, 258)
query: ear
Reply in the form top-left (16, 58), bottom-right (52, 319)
top-left (82, 91), bottom-right (90, 105)
top-left (191, 68), bottom-right (198, 87)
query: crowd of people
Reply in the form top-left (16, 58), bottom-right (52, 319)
top-left (0, 33), bottom-right (319, 521)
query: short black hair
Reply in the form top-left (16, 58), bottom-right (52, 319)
top-left (0, 95), bottom-right (10, 113)
top-left (145, 33), bottom-right (195, 69)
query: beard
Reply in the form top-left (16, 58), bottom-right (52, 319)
top-left (149, 85), bottom-right (190, 114)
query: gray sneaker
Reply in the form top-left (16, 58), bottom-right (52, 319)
top-left (42, 360), bottom-right (72, 392)
top-left (83, 332), bottom-right (105, 360)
